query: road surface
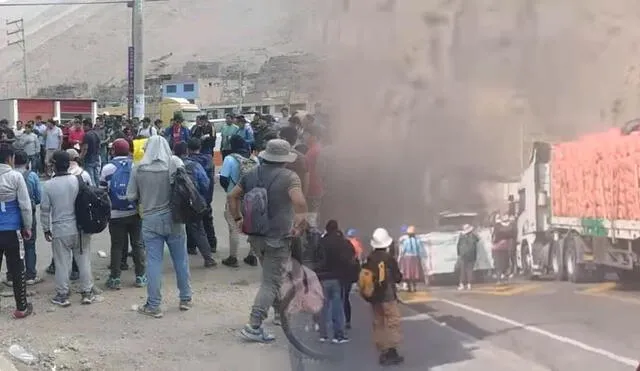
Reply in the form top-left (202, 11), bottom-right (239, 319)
top-left (1, 182), bottom-right (639, 370)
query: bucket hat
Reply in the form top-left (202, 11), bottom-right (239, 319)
top-left (258, 139), bottom-right (297, 163)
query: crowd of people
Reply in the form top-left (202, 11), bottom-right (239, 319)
top-left (0, 106), bottom-right (414, 366)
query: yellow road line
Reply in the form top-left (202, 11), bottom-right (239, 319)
top-left (580, 282), bottom-right (618, 294)
top-left (462, 284), bottom-right (542, 296)
top-left (398, 291), bottom-right (433, 304)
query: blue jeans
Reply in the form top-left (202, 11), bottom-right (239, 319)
top-left (319, 279), bottom-right (346, 339)
top-left (141, 211), bottom-right (191, 309)
top-left (84, 162), bottom-right (101, 187)
top-left (28, 154), bottom-right (40, 174)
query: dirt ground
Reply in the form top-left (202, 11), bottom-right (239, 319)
top-left (0, 190), bottom-right (291, 371)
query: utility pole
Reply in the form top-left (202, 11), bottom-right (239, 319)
top-left (6, 18), bottom-right (27, 96)
top-left (238, 70), bottom-right (245, 114)
top-left (132, 0), bottom-right (145, 118)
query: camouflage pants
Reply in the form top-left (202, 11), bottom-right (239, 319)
top-left (372, 301), bottom-right (402, 353)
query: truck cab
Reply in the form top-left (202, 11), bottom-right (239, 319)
top-left (516, 142), bottom-right (552, 275)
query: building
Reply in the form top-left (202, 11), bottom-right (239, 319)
top-left (161, 77), bottom-right (224, 106)
top-left (0, 98), bottom-right (97, 128)
top-left (162, 79), bottom-right (198, 104)
top-left (203, 91), bottom-right (310, 119)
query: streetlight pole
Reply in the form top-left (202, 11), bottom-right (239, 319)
top-left (6, 18), bottom-right (27, 96)
top-left (132, 0), bottom-right (145, 118)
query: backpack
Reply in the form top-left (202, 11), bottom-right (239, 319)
top-left (358, 257), bottom-right (388, 302)
top-left (240, 167), bottom-right (284, 236)
top-left (75, 174), bottom-right (111, 234)
top-left (170, 166), bottom-right (207, 223)
top-left (229, 153), bottom-right (258, 186)
top-left (108, 159), bottom-right (136, 211)
top-left (280, 256), bottom-right (324, 315)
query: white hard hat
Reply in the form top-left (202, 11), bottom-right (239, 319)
top-left (370, 228), bottom-right (393, 249)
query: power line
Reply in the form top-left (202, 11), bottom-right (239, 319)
top-left (0, 0), bottom-right (166, 6)
top-left (6, 18), bottom-right (27, 96)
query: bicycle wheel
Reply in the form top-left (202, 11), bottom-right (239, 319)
top-left (279, 287), bottom-right (343, 362)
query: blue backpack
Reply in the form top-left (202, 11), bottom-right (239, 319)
top-left (108, 158), bottom-right (136, 211)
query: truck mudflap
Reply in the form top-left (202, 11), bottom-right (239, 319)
top-left (399, 229), bottom-right (494, 276)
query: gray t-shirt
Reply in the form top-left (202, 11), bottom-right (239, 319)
top-left (240, 164), bottom-right (301, 239)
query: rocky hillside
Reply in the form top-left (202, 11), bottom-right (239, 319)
top-left (0, 0), bottom-right (309, 95)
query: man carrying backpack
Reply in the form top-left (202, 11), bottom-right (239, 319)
top-left (227, 139), bottom-right (308, 343)
top-left (101, 139), bottom-right (147, 290)
top-left (359, 227), bottom-right (404, 366)
top-left (41, 150), bottom-right (96, 307)
top-left (186, 138), bottom-right (217, 254)
top-left (174, 142), bottom-right (217, 268)
top-left (219, 135), bottom-right (259, 268)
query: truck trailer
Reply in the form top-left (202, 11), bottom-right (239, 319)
top-left (517, 132), bottom-right (640, 283)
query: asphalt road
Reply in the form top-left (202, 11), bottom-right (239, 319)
top-left (397, 279), bottom-right (640, 371)
top-left (3, 179), bottom-right (640, 370)
top-left (298, 278), bottom-right (640, 371)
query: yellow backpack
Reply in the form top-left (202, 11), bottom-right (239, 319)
top-left (132, 138), bottom-right (147, 164)
top-left (358, 259), bottom-right (386, 302)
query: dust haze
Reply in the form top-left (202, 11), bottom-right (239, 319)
top-left (289, 0), bottom-right (640, 234)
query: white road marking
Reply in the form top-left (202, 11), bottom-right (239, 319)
top-left (401, 313), bottom-right (432, 322)
top-left (438, 298), bottom-right (638, 367)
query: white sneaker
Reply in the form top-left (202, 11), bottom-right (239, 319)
top-left (457, 284), bottom-right (464, 291)
top-left (466, 284), bottom-right (472, 290)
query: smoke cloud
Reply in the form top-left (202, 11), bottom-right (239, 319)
top-left (286, 0), bottom-right (640, 234)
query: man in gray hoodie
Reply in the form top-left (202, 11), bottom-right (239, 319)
top-left (41, 150), bottom-right (96, 307)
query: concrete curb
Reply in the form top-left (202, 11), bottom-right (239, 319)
top-left (0, 355), bottom-right (17, 371)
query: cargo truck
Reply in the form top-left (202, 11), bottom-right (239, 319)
top-left (517, 136), bottom-right (640, 284)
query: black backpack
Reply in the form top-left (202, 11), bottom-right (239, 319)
top-left (74, 175), bottom-right (111, 234)
top-left (170, 166), bottom-right (207, 223)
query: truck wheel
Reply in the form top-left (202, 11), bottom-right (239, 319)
top-left (550, 241), bottom-right (566, 281)
top-left (521, 242), bottom-right (532, 277)
top-left (565, 243), bottom-right (587, 283)
top-left (618, 269), bottom-right (640, 285)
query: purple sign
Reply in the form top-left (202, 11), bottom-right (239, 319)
top-left (128, 46), bottom-right (134, 118)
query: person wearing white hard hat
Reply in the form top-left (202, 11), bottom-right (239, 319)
top-left (456, 224), bottom-right (479, 290)
top-left (363, 227), bottom-right (405, 366)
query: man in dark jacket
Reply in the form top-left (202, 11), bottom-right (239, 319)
top-left (163, 112), bottom-right (190, 149)
top-left (187, 137), bottom-right (217, 253)
top-left (315, 220), bottom-right (356, 344)
top-left (174, 141), bottom-right (216, 268)
top-left (457, 224), bottom-right (479, 290)
top-left (190, 115), bottom-right (216, 155)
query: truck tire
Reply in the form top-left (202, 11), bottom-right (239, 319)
top-left (565, 242), bottom-right (587, 283)
top-left (618, 269), bottom-right (640, 284)
top-left (550, 240), bottom-right (566, 281)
